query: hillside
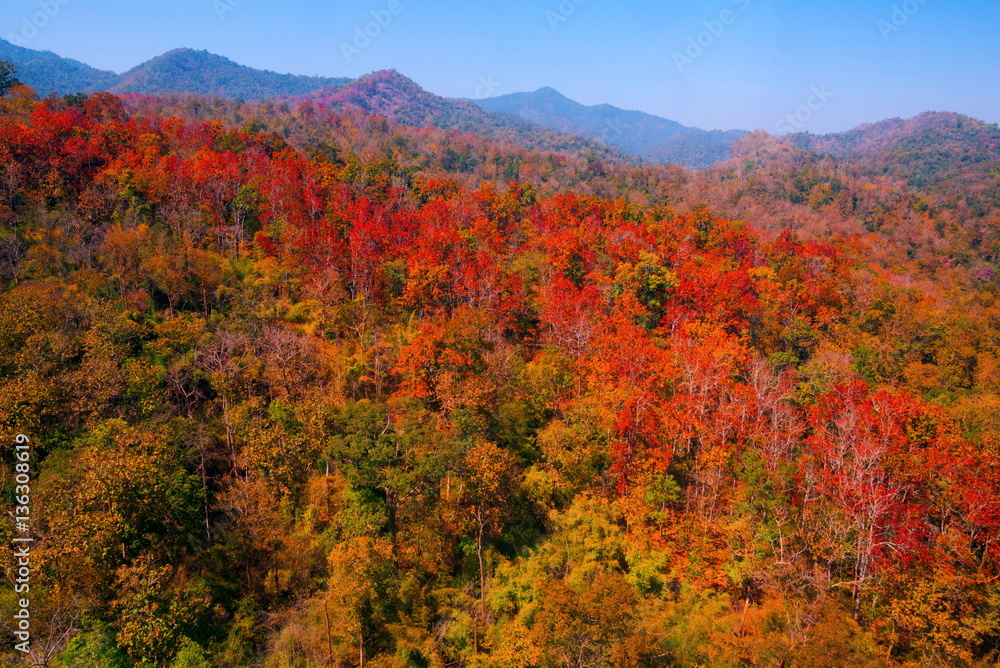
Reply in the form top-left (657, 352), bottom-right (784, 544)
top-left (476, 86), bottom-right (747, 168)
top-left (3, 90), bottom-right (1000, 667)
top-left (0, 38), bottom-right (118, 94)
top-left (788, 111), bottom-right (1000, 191)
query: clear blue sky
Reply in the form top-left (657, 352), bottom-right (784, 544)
top-left (3, 0), bottom-right (997, 134)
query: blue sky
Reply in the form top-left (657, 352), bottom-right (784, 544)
top-left (3, 0), bottom-right (997, 134)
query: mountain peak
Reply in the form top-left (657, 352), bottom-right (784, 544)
top-left (156, 47), bottom-right (202, 57)
top-left (533, 86), bottom-right (568, 98)
top-left (123, 48), bottom-right (236, 74)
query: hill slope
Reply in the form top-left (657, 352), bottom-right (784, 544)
top-left (0, 38), bottom-right (118, 94)
top-left (4, 91), bottom-right (1000, 668)
top-left (788, 112), bottom-right (1000, 189)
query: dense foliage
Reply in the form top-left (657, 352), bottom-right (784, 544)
top-left (2, 83), bottom-right (1000, 667)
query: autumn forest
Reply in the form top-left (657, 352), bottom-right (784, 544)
top-left (2, 69), bottom-right (1000, 668)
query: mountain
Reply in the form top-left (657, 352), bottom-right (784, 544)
top-left (0, 40), bottom-right (349, 99)
top-left (475, 86), bottom-right (747, 168)
top-left (298, 70), bottom-right (634, 161)
top-left (0, 38), bottom-right (118, 95)
top-left (0, 42), bottom-right (640, 162)
top-left (3, 39), bottom-right (986, 181)
top-left (306, 69), bottom-right (521, 133)
top-left (111, 48), bottom-right (350, 99)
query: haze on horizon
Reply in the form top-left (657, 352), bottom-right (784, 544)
top-left (2, 0), bottom-right (997, 135)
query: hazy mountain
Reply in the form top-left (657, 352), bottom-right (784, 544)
top-left (0, 38), bottom-right (118, 95)
top-left (0, 41), bottom-right (348, 99)
top-left (111, 48), bottom-right (350, 99)
top-left (475, 86), bottom-right (747, 168)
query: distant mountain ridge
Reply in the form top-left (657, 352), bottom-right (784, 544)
top-left (474, 86), bottom-right (748, 168)
top-left (0, 39), bottom-right (631, 162)
top-left (0, 38), bottom-right (741, 167)
top-left (2, 38), bottom-right (992, 174)
top-left (0, 41), bottom-right (349, 99)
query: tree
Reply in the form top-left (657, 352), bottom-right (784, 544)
top-left (324, 537), bottom-right (397, 667)
top-left (0, 60), bottom-right (21, 97)
top-left (530, 572), bottom-right (654, 668)
top-left (459, 441), bottom-right (523, 652)
top-left (110, 553), bottom-right (212, 666)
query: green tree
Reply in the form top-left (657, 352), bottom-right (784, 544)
top-left (0, 60), bottom-right (21, 97)
top-left (50, 620), bottom-right (129, 668)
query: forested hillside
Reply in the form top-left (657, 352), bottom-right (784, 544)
top-left (2, 82), bottom-right (1000, 667)
top-left (0, 39), bottom-right (119, 97)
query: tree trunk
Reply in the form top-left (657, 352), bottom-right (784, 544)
top-left (475, 509), bottom-right (486, 656)
top-left (323, 596), bottom-right (334, 665)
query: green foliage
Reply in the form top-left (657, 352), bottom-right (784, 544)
top-left (2, 88), bottom-right (1000, 668)
top-left (170, 638), bottom-right (212, 668)
top-left (0, 60), bottom-right (21, 97)
top-left (51, 621), bottom-right (130, 668)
